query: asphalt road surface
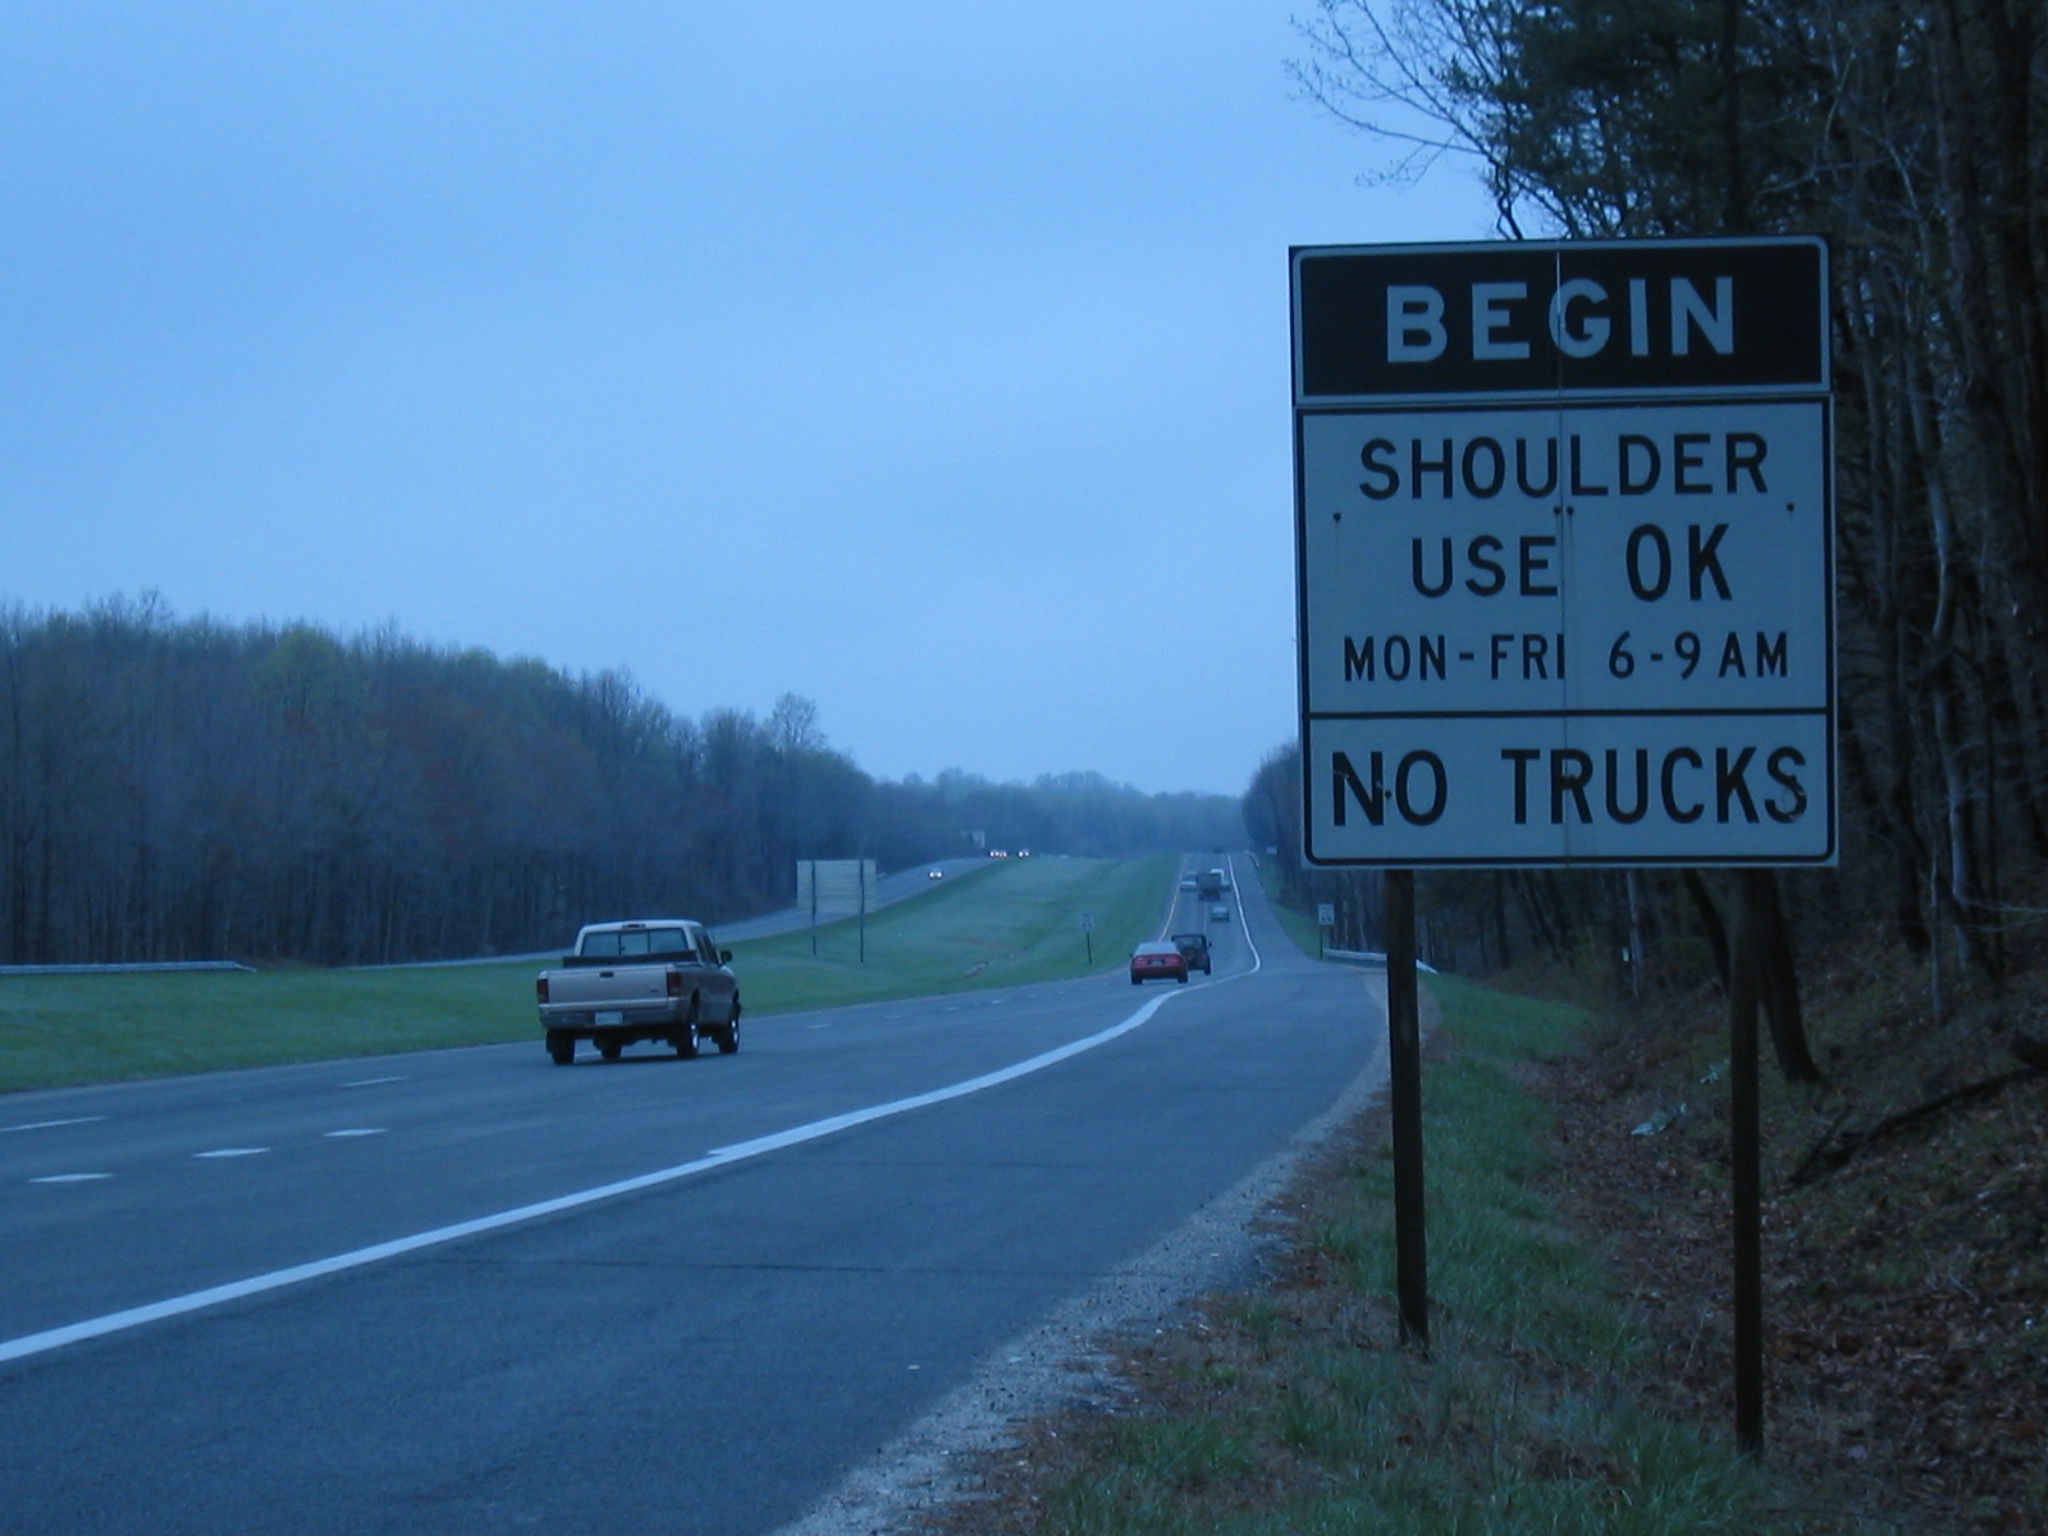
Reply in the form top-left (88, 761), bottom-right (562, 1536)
top-left (0, 859), bottom-right (1388, 1536)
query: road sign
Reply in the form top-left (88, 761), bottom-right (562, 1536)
top-left (1292, 237), bottom-right (1834, 867)
top-left (1079, 910), bottom-right (1095, 932)
top-left (1317, 903), bottom-right (1335, 928)
top-left (795, 859), bottom-right (876, 916)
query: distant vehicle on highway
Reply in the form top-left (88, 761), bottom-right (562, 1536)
top-left (1170, 932), bottom-right (1212, 974)
top-left (1196, 869), bottom-right (1225, 900)
top-left (1210, 903), bottom-right (1230, 922)
top-left (1129, 940), bottom-right (1189, 985)
top-left (1178, 874), bottom-right (1198, 891)
top-left (535, 920), bottom-right (741, 1064)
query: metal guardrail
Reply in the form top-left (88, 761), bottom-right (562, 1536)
top-left (0, 961), bottom-right (255, 976)
top-left (1324, 948), bottom-right (1438, 974)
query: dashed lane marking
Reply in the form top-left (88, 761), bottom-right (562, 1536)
top-left (1, 987), bottom-right (1186, 1366)
top-left (2, 1117), bottom-right (107, 1135)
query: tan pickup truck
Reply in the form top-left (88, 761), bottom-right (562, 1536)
top-left (534, 920), bottom-right (741, 1065)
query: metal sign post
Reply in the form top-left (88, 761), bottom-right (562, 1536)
top-left (1730, 870), bottom-right (1766, 1451)
top-left (1384, 870), bottom-right (1427, 1347)
top-left (1291, 238), bottom-right (1835, 1441)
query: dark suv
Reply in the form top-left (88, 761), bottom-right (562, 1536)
top-left (1170, 932), bottom-right (1212, 974)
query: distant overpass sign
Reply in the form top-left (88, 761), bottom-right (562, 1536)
top-left (1291, 237), bottom-right (1835, 866)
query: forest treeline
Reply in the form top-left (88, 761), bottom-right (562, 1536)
top-left (0, 596), bottom-right (1240, 966)
top-left (1264, 0), bottom-right (2047, 999)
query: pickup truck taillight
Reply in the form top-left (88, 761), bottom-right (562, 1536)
top-left (665, 970), bottom-right (684, 999)
top-left (535, 977), bottom-right (550, 1004)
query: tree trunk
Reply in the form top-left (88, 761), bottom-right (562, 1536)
top-left (1682, 869), bottom-right (1731, 993)
top-left (1746, 869), bottom-right (1822, 1084)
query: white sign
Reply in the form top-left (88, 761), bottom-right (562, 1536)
top-left (1293, 238), bottom-right (1834, 867)
top-left (795, 859), bottom-right (877, 918)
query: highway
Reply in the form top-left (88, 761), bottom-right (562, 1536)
top-left (0, 860), bottom-right (1388, 1536)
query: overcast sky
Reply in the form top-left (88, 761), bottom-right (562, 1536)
top-left (2, 2), bottom-right (1493, 797)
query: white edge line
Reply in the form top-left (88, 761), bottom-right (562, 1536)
top-left (1227, 854), bottom-right (1264, 975)
top-left (0, 989), bottom-right (1182, 1367)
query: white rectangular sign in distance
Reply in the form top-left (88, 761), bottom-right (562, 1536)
top-left (1297, 400), bottom-right (1831, 718)
top-left (795, 859), bottom-right (877, 917)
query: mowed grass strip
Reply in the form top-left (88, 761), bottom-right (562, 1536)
top-left (1004, 973), bottom-right (1781, 1536)
top-left (1253, 860), bottom-right (1325, 959)
top-left (731, 853), bottom-right (1176, 1011)
top-left (0, 855), bottom-right (1178, 1095)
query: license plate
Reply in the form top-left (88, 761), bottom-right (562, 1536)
top-left (594, 1010), bottom-right (624, 1026)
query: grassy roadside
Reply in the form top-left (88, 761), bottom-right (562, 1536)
top-left (729, 853), bottom-right (1174, 1011)
top-left (0, 855), bottom-right (1174, 1095)
top-left (1252, 859), bottom-right (1325, 959)
top-left (927, 972), bottom-right (1793, 1536)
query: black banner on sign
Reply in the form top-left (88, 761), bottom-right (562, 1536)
top-left (1293, 238), bottom-right (1827, 403)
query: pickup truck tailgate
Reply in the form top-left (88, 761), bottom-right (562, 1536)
top-left (540, 965), bottom-right (671, 1008)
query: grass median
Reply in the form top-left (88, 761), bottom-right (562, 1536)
top-left (940, 971), bottom-right (1788, 1536)
top-left (0, 854), bottom-right (1176, 1095)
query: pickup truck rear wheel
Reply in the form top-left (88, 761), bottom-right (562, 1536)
top-left (673, 999), bottom-right (701, 1058)
top-left (546, 1031), bottom-right (575, 1066)
top-left (598, 1036), bottom-right (623, 1061)
top-left (714, 1016), bottom-right (740, 1054)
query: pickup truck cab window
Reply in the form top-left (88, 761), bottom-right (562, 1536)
top-left (579, 925), bottom-right (695, 959)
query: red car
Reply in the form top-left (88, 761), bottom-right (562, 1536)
top-left (1129, 940), bottom-right (1189, 985)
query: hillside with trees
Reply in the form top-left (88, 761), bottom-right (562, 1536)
top-left (1269, 0), bottom-right (2046, 1001)
top-left (0, 595), bottom-right (1239, 967)
top-left (1236, 4), bottom-right (2047, 1521)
